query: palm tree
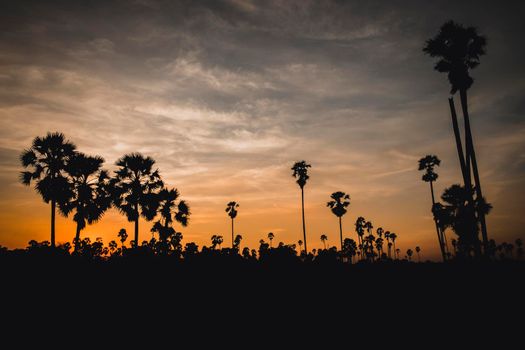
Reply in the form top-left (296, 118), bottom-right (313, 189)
top-left (211, 235), bottom-right (223, 250)
top-left (267, 232), bottom-right (275, 248)
top-left (320, 234), bottom-right (328, 250)
top-left (418, 155), bottom-right (446, 261)
top-left (234, 234), bottom-right (243, 250)
top-left (415, 246), bottom-right (421, 262)
top-left (355, 217), bottom-right (366, 259)
top-left (292, 161), bottom-right (311, 255)
top-left (150, 187), bottom-right (190, 252)
top-left (434, 184), bottom-right (491, 258)
top-left (407, 249), bottom-right (414, 261)
top-left (61, 153), bottom-right (112, 250)
top-left (327, 191), bottom-right (350, 251)
top-left (20, 132), bottom-right (77, 247)
top-left (117, 228), bottom-right (128, 251)
top-left (424, 20), bottom-right (489, 254)
top-left (342, 238), bottom-right (358, 263)
top-left (395, 248), bottom-right (400, 260)
top-left (225, 201), bottom-right (239, 248)
top-left (111, 153), bottom-right (164, 246)
top-left (384, 231), bottom-right (392, 258)
top-left (389, 233), bottom-right (398, 259)
top-left (298, 239), bottom-right (303, 254)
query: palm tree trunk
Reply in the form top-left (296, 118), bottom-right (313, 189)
top-left (51, 200), bottom-right (56, 248)
top-left (339, 217), bottom-right (343, 251)
top-left (231, 218), bottom-right (234, 248)
top-left (459, 89), bottom-right (489, 256)
top-left (74, 222), bottom-right (81, 251)
top-left (134, 210), bottom-right (139, 248)
top-left (301, 187), bottom-right (307, 255)
top-left (430, 181), bottom-right (446, 261)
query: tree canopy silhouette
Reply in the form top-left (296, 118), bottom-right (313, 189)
top-left (62, 152), bottom-right (112, 250)
top-left (20, 132), bottom-right (77, 247)
top-left (111, 153), bottom-right (164, 246)
top-left (226, 201), bottom-right (239, 248)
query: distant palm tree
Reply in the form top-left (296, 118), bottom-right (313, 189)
top-left (111, 153), bottom-right (164, 246)
top-left (151, 188), bottom-right (190, 252)
top-left (320, 234), bottom-right (328, 250)
top-left (389, 233), bottom-right (398, 259)
top-left (225, 201), bottom-right (239, 248)
top-left (298, 239), bottom-right (303, 254)
top-left (395, 248), bottom-right (400, 260)
top-left (415, 246), bottom-right (421, 262)
top-left (20, 132), bottom-right (77, 247)
top-left (327, 191), bottom-right (350, 251)
top-left (211, 235), bottom-right (223, 250)
top-left (355, 217), bottom-right (366, 259)
top-left (234, 234), bottom-right (243, 250)
top-left (424, 20), bottom-right (489, 254)
top-left (418, 155), bottom-right (446, 261)
top-left (267, 232), bottom-right (275, 248)
top-left (292, 161), bottom-right (311, 255)
top-left (342, 238), bottom-right (358, 263)
top-left (516, 239), bottom-right (523, 260)
top-left (407, 249), bottom-right (414, 261)
top-left (117, 228), bottom-right (128, 246)
top-left (384, 231), bottom-right (392, 258)
top-left (62, 153), bottom-right (112, 250)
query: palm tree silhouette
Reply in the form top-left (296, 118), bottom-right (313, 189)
top-left (118, 228), bottom-right (128, 250)
top-left (151, 188), bottom-right (190, 251)
top-left (111, 153), bottom-right (164, 246)
top-left (225, 201), bottom-right (239, 248)
top-left (389, 233), bottom-right (398, 259)
top-left (298, 239), bottom-right (303, 254)
top-left (234, 234), bottom-right (243, 250)
top-left (355, 216), bottom-right (366, 259)
top-left (418, 155), bottom-right (447, 261)
top-left (407, 249), bottom-right (414, 261)
top-left (62, 152), bottom-right (112, 250)
top-left (320, 234), bottom-right (328, 250)
top-left (342, 238), bottom-right (357, 263)
top-left (20, 132), bottom-right (77, 247)
top-left (211, 235), bottom-right (223, 250)
top-left (384, 230), bottom-right (392, 258)
top-left (434, 184), bottom-right (491, 258)
top-left (267, 232), bottom-right (275, 248)
top-left (415, 246), bottom-right (421, 262)
top-left (424, 20), bottom-right (490, 254)
top-left (327, 191), bottom-right (350, 251)
top-left (292, 160), bottom-right (311, 255)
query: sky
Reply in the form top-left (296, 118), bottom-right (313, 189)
top-left (1, 0), bottom-right (524, 260)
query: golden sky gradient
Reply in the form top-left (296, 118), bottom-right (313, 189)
top-left (1, 0), bottom-right (525, 260)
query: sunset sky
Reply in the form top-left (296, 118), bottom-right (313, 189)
top-left (1, 0), bottom-right (524, 260)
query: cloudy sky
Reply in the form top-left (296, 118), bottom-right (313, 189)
top-left (1, 0), bottom-right (524, 259)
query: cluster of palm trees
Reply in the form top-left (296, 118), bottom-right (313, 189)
top-left (17, 21), bottom-right (512, 263)
top-left (422, 20), bottom-right (493, 259)
top-left (20, 132), bottom-right (190, 250)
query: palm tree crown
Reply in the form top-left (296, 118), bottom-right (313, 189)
top-left (418, 155), bottom-right (441, 182)
top-left (423, 20), bottom-right (487, 94)
top-left (226, 201), bottom-right (239, 219)
top-left (151, 187), bottom-right (190, 243)
top-left (291, 161), bottom-right (311, 189)
top-left (327, 191), bottom-right (350, 217)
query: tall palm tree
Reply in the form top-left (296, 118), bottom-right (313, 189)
top-left (389, 233), bottom-right (398, 259)
top-left (62, 153), bottom-right (112, 250)
top-left (225, 201), bottom-right (239, 248)
top-left (424, 20), bottom-right (489, 254)
top-left (111, 153), bottom-right (164, 246)
top-left (418, 155), bottom-right (447, 261)
top-left (292, 161), bottom-right (311, 255)
top-left (267, 232), bottom-right (275, 248)
top-left (327, 191), bottom-right (350, 251)
top-left (151, 188), bottom-right (190, 252)
top-left (384, 230), bottom-right (392, 258)
top-left (20, 132), bottom-right (77, 247)
top-left (355, 217), bottom-right (366, 260)
top-left (320, 234), bottom-right (328, 250)
top-left (415, 246), bottom-right (421, 262)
